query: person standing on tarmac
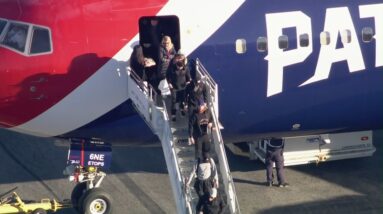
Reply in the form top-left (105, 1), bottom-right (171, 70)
top-left (265, 138), bottom-right (289, 187)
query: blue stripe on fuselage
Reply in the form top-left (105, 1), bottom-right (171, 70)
top-left (190, 0), bottom-right (383, 139)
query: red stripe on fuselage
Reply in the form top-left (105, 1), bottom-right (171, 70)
top-left (0, 0), bottom-right (167, 127)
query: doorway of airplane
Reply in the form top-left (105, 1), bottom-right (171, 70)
top-left (138, 15), bottom-right (180, 65)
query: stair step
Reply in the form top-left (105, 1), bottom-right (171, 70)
top-left (174, 138), bottom-right (189, 145)
top-left (172, 129), bottom-right (189, 138)
top-left (176, 149), bottom-right (195, 158)
top-left (179, 159), bottom-right (195, 167)
top-left (175, 144), bottom-right (194, 151)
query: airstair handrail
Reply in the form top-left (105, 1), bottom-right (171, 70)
top-left (209, 104), bottom-right (241, 214)
top-left (195, 58), bottom-right (219, 119)
top-left (127, 68), bottom-right (158, 104)
top-left (157, 110), bottom-right (191, 214)
top-left (194, 60), bottom-right (241, 214)
top-left (195, 59), bottom-right (217, 88)
top-left (126, 67), bottom-right (192, 214)
top-left (155, 104), bottom-right (194, 214)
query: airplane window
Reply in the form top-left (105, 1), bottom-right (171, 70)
top-left (320, 31), bottom-right (330, 45)
top-left (235, 39), bottom-right (247, 54)
top-left (30, 27), bottom-right (52, 54)
top-left (0, 19), bottom-right (7, 35)
top-left (1, 22), bottom-right (29, 52)
top-left (256, 37), bottom-right (267, 52)
top-left (278, 35), bottom-right (288, 50)
top-left (362, 27), bottom-right (374, 43)
top-left (341, 29), bottom-right (351, 44)
top-left (299, 33), bottom-right (309, 47)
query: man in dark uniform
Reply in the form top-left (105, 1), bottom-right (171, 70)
top-left (265, 138), bottom-right (289, 187)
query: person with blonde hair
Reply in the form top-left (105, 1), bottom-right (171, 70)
top-left (158, 35), bottom-right (176, 80)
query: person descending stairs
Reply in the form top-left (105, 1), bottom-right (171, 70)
top-left (127, 58), bottom-right (240, 214)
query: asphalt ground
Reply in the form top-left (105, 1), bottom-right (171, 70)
top-left (0, 128), bottom-right (382, 214)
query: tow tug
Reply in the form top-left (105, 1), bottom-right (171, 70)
top-left (63, 138), bottom-right (113, 214)
top-left (0, 187), bottom-right (71, 214)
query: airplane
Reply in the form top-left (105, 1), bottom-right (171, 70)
top-left (1, 0), bottom-right (382, 213)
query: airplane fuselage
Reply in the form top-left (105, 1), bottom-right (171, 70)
top-left (0, 0), bottom-right (382, 143)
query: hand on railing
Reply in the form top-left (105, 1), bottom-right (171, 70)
top-left (188, 137), bottom-right (195, 145)
top-left (208, 122), bottom-right (216, 131)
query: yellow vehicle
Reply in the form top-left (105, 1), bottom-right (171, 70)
top-left (0, 187), bottom-right (71, 214)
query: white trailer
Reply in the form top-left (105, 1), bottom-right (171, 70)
top-left (249, 131), bottom-right (376, 166)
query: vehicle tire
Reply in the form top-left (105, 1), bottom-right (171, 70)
top-left (71, 182), bottom-right (87, 211)
top-left (81, 188), bottom-right (113, 214)
top-left (32, 208), bottom-right (47, 214)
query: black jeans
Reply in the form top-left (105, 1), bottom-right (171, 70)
top-left (266, 148), bottom-right (286, 184)
top-left (170, 88), bottom-right (186, 116)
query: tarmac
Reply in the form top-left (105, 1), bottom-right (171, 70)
top-left (0, 128), bottom-right (382, 214)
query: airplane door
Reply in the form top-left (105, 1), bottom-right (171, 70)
top-left (138, 16), bottom-right (180, 63)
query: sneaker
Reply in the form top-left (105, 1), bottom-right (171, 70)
top-left (278, 183), bottom-right (289, 188)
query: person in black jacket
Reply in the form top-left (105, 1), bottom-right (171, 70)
top-left (185, 76), bottom-right (208, 119)
top-left (196, 186), bottom-right (226, 214)
top-left (129, 45), bottom-right (155, 81)
top-left (185, 152), bottom-right (221, 214)
top-left (187, 152), bottom-right (219, 209)
top-left (265, 138), bottom-right (289, 187)
top-left (158, 35), bottom-right (176, 80)
top-left (188, 103), bottom-right (213, 159)
top-left (167, 53), bottom-right (191, 121)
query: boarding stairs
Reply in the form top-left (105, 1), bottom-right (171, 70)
top-left (126, 59), bottom-right (240, 214)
